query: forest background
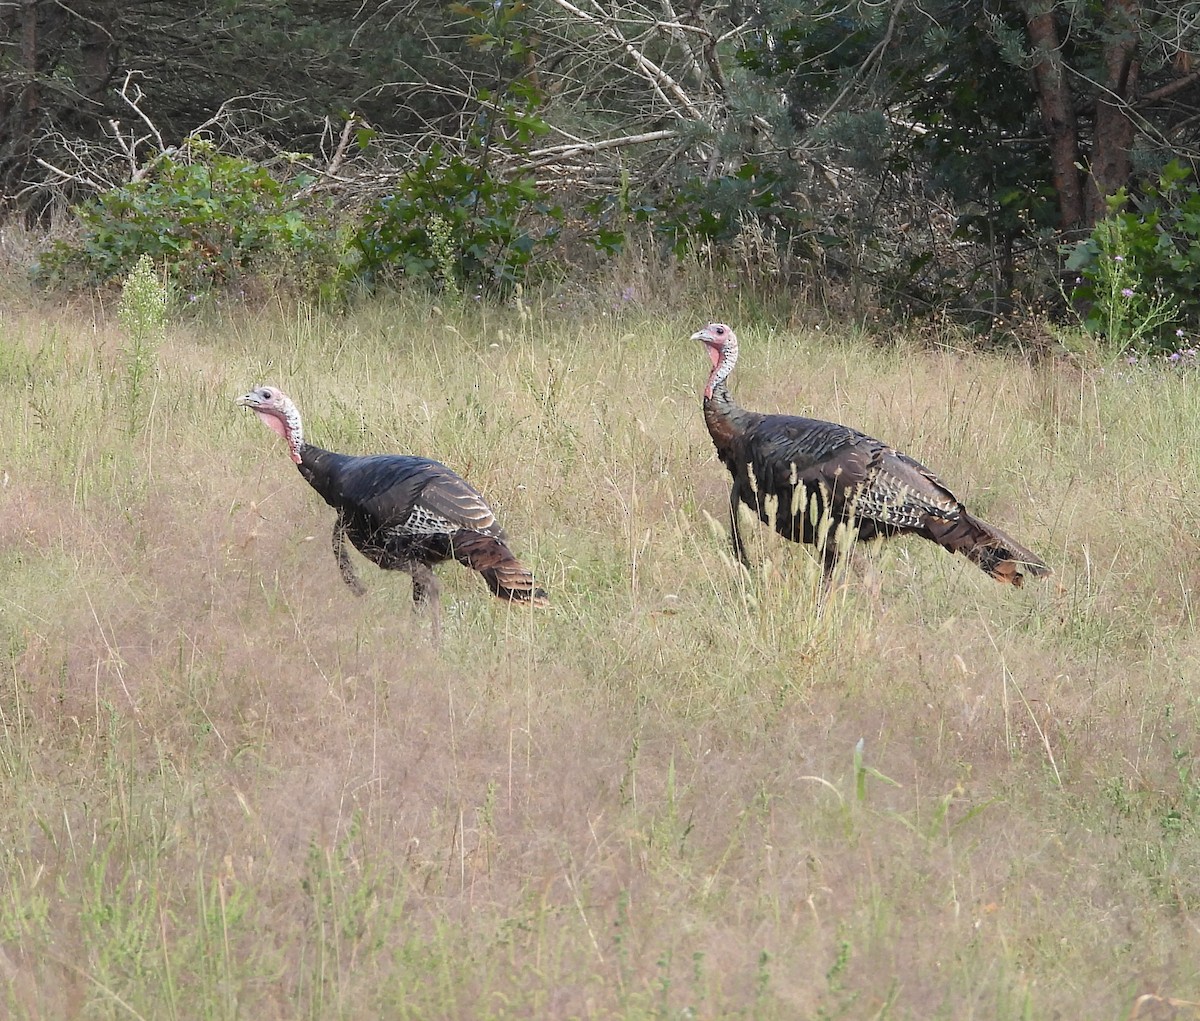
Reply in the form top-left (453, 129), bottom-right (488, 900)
top-left (2, 0), bottom-right (1200, 350)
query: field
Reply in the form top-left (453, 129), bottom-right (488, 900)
top-left (3, 283), bottom-right (1200, 1019)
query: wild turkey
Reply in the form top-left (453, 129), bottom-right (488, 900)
top-left (237, 386), bottom-right (548, 635)
top-left (692, 323), bottom-right (1051, 586)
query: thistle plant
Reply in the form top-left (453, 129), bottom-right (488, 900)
top-left (1164, 328), bottom-right (1198, 367)
top-left (1067, 195), bottom-right (1181, 359)
top-left (1087, 233), bottom-right (1176, 355)
top-left (117, 253), bottom-right (167, 433)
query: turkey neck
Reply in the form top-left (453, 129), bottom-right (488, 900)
top-left (295, 444), bottom-right (350, 505)
top-left (703, 378), bottom-right (759, 463)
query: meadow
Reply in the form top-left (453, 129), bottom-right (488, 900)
top-left (2, 278), bottom-right (1200, 1020)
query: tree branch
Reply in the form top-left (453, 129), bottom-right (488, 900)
top-left (1140, 69), bottom-right (1200, 104)
top-left (497, 128), bottom-right (679, 174)
top-left (543, 0), bottom-right (705, 121)
top-left (808, 0), bottom-right (905, 135)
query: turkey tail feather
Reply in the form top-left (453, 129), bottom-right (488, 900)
top-left (451, 531), bottom-right (550, 606)
top-left (926, 512), bottom-right (1051, 587)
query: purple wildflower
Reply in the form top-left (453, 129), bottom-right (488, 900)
top-left (1121, 288), bottom-right (1134, 298)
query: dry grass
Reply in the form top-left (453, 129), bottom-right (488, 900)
top-left (2, 287), bottom-right (1200, 1020)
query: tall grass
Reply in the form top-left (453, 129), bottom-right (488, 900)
top-left (2, 287), bottom-right (1200, 1018)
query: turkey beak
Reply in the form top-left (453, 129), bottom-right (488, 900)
top-left (236, 392), bottom-right (261, 409)
top-left (690, 329), bottom-right (710, 344)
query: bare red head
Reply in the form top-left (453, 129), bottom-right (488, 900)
top-left (237, 385), bottom-right (305, 464)
top-left (691, 322), bottom-right (739, 399)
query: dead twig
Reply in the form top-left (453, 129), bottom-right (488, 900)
top-left (545, 0), bottom-right (707, 122)
top-left (296, 116), bottom-right (364, 199)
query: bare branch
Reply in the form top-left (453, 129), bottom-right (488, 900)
top-left (809, 0), bottom-right (906, 135)
top-left (1141, 69), bottom-right (1200, 104)
top-left (104, 117), bottom-right (145, 180)
top-left (187, 92), bottom-right (278, 141)
top-left (544, 0), bottom-right (706, 121)
top-left (118, 71), bottom-right (166, 153)
top-left (47, 0), bottom-right (115, 43)
top-left (496, 129), bottom-right (680, 175)
top-left (34, 156), bottom-right (105, 192)
top-left (295, 116), bottom-right (363, 199)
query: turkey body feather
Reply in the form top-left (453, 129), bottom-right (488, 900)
top-left (693, 323), bottom-right (1051, 586)
top-left (300, 448), bottom-right (501, 538)
top-left (731, 413), bottom-right (961, 538)
top-left (238, 387), bottom-right (547, 636)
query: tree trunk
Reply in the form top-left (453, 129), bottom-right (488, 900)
top-left (1023, 4), bottom-right (1086, 235)
top-left (1086, 0), bottom-right (1140, 224)
top-left (20, 0), bottom-right (39, 119)
top-left (0, 5), bottom-right (16, 148)
top-left (0, 0), bottom-right (41, 203)
top-left (78, 1), bottom-right (119, 106)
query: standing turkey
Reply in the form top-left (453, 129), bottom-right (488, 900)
top-left (237, 386), bottom-right (548, 635)
top-left (692, 323), bottom-right (1051, 586)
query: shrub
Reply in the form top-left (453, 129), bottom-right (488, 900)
top-left (347, 0), bottom-right (563, 296)
top-left (594, 161), bottom-right (822, 263)
top-left (348, 102), bottom-right (562, 296)
top-left (33, 140), bottom-right (341, 296)
top-left (1066, 161), bottom-right (1200, 355)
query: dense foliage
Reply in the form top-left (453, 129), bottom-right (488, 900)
top-left (4, 0), bottom-right (1200, 343)
top-left (349, 34), bottom-right (563, 298)
top-left (1067, 162), bottom-right (1200, 355)
top-left (33, 142), bottom-right (339, 294)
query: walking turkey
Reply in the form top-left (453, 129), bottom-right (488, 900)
top-left (237, 386), bottom-right (548, 636)
top-left (692, 323), bottom-right (1051, 586)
